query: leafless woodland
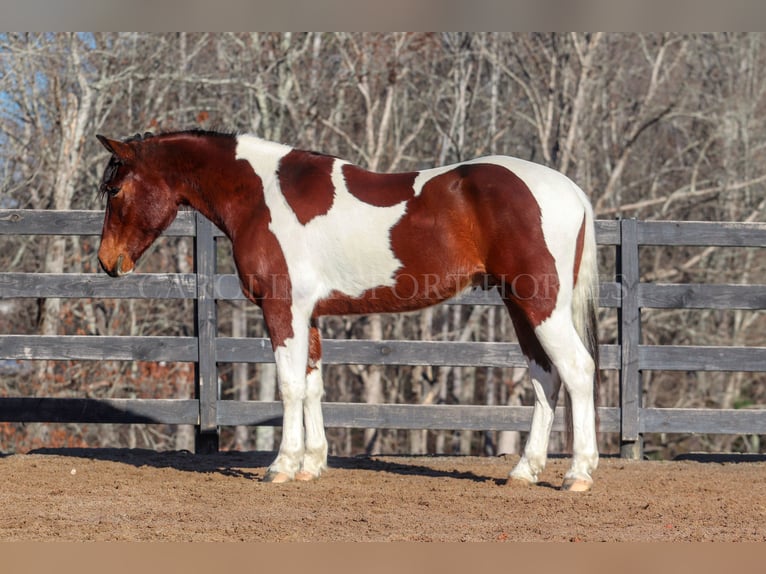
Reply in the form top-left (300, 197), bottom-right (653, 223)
top-left (0, 33), bottom-right (764, 458)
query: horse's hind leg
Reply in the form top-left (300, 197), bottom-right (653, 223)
top-left (504, 301), bottom-right (562, 486)
top-left (533, 308), bottom-right (599, 491)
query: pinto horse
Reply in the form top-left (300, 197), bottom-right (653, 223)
top-left (96, 130), bottom-right (600, 492)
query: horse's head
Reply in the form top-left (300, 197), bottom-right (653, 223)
top-left (96, 134), bottom-right (180, 277)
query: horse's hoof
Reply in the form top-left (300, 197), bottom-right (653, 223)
top-left (561, 477), bottom-right (593, 492)
top-left (295, 470), bottom-right (319, 482)
top-left (262, 471), bottom-right (292, 483)
top-left (506, 475), bottom-right (534, 488)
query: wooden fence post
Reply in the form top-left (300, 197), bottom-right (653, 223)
top-left (618, 218), bottom-right (643, 459)
top-left (194, 213), bottom-right (219, 453)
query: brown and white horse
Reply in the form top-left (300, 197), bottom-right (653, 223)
top-left (96, 130), bottom-right (600, 491)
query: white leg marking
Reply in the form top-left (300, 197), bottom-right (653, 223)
top-left (300, 361), bottom-right (328, 478)
top-left (534, 309), bottom-right (599, 487)
top-left (269, 314), bottom-right (311, 480)
top-left (510, 361), bottom-right (561, 484)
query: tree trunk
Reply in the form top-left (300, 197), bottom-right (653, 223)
top-left (37, 36), bottom-right (95, 389)
top-left (361, 315), bottom-right (384, 455)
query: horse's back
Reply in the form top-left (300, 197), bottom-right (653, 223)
top-left (460, 155), bottom-right (589, 216)
top-left (410, 155), bottom-right (591, 257)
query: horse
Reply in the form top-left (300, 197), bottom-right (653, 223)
top-left (96, 129), bottom-right (600, 492)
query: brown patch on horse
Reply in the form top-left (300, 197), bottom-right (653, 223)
top-left (342, 164), bottom-right (417, 207)
top-left (412, 163), bottom-right (559, 323)
top-left (234, 222), bottom-right (295, 350)
top-left (504, 299), bottom-right (552, 372)
top-left (307, 324), bottom-right (322, 375)
top-left (314, 163), bottom-right (559, 325)
top-left (389, 166), bottom-right (485, 295)
top-left (463, 164), bottom-right (560, 327)
top-left (572, 212), bottom-right (587, 285)
top-left (278, 150), bottom-right (336, 225)
top-left (198, 143), bottom-right (297, 351)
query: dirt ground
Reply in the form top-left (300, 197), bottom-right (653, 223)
top-left (0, 448), bottom-right (764, 542)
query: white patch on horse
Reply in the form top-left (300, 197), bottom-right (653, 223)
top-left (412, 165), bottom-right (458, 196)
top-left (235, 135), bottom-right (292, 189)
top-left (236, 135), bottom-right (407, 304)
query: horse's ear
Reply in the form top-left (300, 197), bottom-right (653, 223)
top-left (96, 135), bottom-right (135, 161)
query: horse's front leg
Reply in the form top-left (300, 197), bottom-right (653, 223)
top-left (294, 323), bottom-right (328, 481)
top-left (262, 303), bottom-right (311, 483)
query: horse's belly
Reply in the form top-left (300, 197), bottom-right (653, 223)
top-left (313, 267), bottom-right (480, 317)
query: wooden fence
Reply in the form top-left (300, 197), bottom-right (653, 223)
top-left (0, 210), bottom-right (765, 458)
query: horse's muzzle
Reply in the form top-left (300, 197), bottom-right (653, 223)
top-left (99, 253), bottom-right (132, 277)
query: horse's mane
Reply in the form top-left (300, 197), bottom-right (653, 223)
top-left (125, 128), bottom-right (239, 142)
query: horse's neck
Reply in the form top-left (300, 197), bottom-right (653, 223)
top-left (176, 134), bottom-right (275, 239)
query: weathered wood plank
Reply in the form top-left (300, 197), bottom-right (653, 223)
top-left (0, 209), bottom-right (196, 236)
top-left (0, 335), bottom-right (198, 362)
top-left (215, 337), bottom-right (621, 370)
top-left (596, 282), bottom-right (622, 309)
top-left (327, 339), bottom-right (531, 368)
top-left (0, 210), bottom-right (105, 235)
top-left (639, 345), bottom-right (766, 372)
top-left (217, 336), bottom-right (575, 367)
top-left (0, 397), bottom-right (199, 424)
top-left (215, 337), bottom-right (274, 362)
top-left (0, 269), bottom-right (620, 308)
top-left (595, 219), bottom-right (621, 245)
top-left (0, 210), bottom-right (619, 243)
top-left (214, 274), bottom-right (247, 300)
top-left (641, 407), bottom-right (766, 434)
top-left (637, 220), bottom-right (766, 247)
top-left (638, 283), bottom-right (766, 310)
top-left (433, 282), bottom-right (621, 308)
top-left (217, 401), bottom-right (621, 432)
top-left (0, 268), bottom-right (622, 309)
top-left (0, 335), bottom-right (619, 369)
top-left (216, 338), bottom-right (530, 367)
top-left (214, 273), bottom-right (622, 308)
top-left (0, 272), bottom-right (197, 299)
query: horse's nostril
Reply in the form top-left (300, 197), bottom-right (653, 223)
top-left (98, 254), bottom-right (121, 277)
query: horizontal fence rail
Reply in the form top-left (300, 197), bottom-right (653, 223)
top-left (1, 210), bottom-right (765, 457)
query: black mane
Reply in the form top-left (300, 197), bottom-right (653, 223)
top-left (98, 155), bottom-right (121, 199)
top-left (126, 128), bottom-right (238, 143)
top-left (161, 128), bottom-right (238, 140)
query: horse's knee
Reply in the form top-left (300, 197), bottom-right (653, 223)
top-left (305, 366), bottom-right (324, 401)
top-left (278, 378), bottom-right (307, 402)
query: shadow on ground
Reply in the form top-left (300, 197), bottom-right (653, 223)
top-left (24, 447), bottom-right (502, 483)
top-left (17, 448), bottom-right (766, 486)
top-left (672, 452), bottom-right (766, 463)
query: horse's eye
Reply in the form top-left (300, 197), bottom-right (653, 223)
top-left (107, 186), bottom-right (120, 197)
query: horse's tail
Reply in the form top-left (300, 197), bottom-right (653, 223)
top-left (565, 200), bottom-right (600, 449)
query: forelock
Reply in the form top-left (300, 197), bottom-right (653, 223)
top-left (98, 156), bottom-right (122, 199)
